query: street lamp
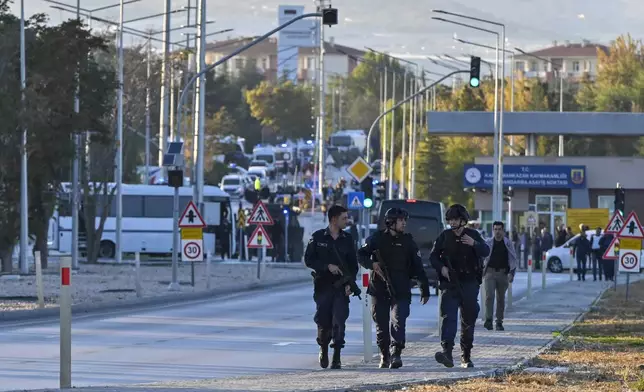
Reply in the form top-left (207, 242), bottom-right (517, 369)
top-left (367, 47), bottom-right (423, 199)
top-left (431, 15), bottom-right (503, 221)
top-left (19, 0), bottom-right (27, 274)
top-left (515, 47), bottom-right (565, 156)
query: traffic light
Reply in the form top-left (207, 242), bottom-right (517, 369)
top-left (361, 176), bottom-right (373, 200)
top-left (615, 184), bottom-right (625, 215)
top-left (469, 56), bottom-right (481, 88)
top-left (503, 187), bottom-right (514, 202)
top-left (375, 181), bottom-right (386, 201)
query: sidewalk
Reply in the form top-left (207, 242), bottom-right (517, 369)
top-left (28, 278), bottom-right (618, 392)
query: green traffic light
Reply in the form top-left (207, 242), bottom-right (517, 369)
top-left (363, 198), bottom-right (373, 208)
top-left (470, 78), bottom-right (480, 87)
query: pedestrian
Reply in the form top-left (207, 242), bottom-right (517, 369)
top-left (599, 233), bottom-right (615, 280)
top-left (358, 208), bottom-right (430, 369)
top-left (430, 204), bottom-right (490, 368)
top-left (589, 227), bottom-right (604, 281)
top-left (483, 221), bottom-right (517, 331)
top-left (575, 232), bottom-right (591, 281)
top-left (304, 205), bottom-right (360, 370)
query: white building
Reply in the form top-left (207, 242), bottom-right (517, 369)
top-left (514, 40), bottom-right (609, 82)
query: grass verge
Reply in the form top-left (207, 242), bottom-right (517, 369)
top-left (374, 279), bottom-right (644, 392)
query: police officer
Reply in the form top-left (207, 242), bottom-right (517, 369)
top-left (430, 204), bottom-right (490, 368)
top-left (359, 208), bottom-right (430, 369)
top-left (304, 205), bottom-right (360, 369)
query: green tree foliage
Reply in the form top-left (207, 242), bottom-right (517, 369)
top-left (0, 2), bottom-right (116, 270)
top-left (244, 80), bottom-right (315, 141)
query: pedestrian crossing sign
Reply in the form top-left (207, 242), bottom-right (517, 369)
top-left (617, 211), bottom-right (644, 239)
top-left (604, 210), bottom-right (624, 234)
top-left (347, 191), bottom-right (365, 210)
top-left (247, 200), bottom-right (274, 225)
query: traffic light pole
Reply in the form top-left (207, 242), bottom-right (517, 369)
top-left (366, 70), bottom-right (468, 163)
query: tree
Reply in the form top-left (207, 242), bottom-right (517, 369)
top-left (414, 134), bottom-right (450, 202)
top-left (245, 80), bottom-right (315, 140)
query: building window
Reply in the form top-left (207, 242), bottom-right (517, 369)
top-left (598, 195), bottom-right (615, 216)
top-left (572, 61), bottom-right (580, 72)
top-left (530, 61), bottom-right (537, 72)
top-left (261, 57), bottom-right (268, 70)
top-left (535, 195), bottom-right (568, 233)
top-left (584, 60), bottom-right (592, 72)
top-left (234, 58), bottom-right (244, 69)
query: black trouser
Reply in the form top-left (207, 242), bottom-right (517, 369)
top-left (576, 257), bottom-right (587, 279)
top-left (591, 250), bottom-right (603, 280)
top-left (439, 279), bottom-right (480, 353)
top-left (371, 296), bottom-right (411, 350)
top-left (602, 258), bottom-right (615, 280)
top-left (313, 287), bottom-right (350, 348)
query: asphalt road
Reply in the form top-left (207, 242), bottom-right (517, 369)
top-left (0, 271), bottom-right (572, 391)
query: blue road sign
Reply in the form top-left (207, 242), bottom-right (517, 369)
top-left (347, 191), bottom-right (365, 210)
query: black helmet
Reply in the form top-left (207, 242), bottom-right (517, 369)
top-left (445, 204), bottom-right (470, 223)
top-left (384, 207), bottom-right (409, 227)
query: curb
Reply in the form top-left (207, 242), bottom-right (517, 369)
top-left (334, 284), bottom-right (612, 392)
top-left (0, 277), bottom-right (308, 324)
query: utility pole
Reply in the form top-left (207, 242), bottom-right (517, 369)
top-left (316, 0), bottom-right (329, 198)
top-left (144, 36), bottom-right (151, 184)
top-left (19, 0), bottom-right (29, 275)
top-left (192, 0), bottom-right (206, 209)
top-left (158, 0), bottom-right (172, 166)
top-left (114, 0), bottom-right (125, 264)
top-left (71, 0), bottom-right (81, 270)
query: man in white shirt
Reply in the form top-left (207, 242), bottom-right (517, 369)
top-left (589, 227), bottom-right (603, 281)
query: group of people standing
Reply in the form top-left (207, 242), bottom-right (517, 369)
top-left (569, 226), bottom-right (616, 281)
top-left (305, 203), bottom-right (502, 371)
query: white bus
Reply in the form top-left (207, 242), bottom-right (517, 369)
top-left (51, 183), bottom-right (231, 259)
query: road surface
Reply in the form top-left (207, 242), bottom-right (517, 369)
top-left (0, 272), bottom-right (571, 391)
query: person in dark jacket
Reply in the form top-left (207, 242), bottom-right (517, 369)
top-left (358, 208), bottom-right (430, 369)
top-left (599, 233), bottom-right (615, 281)
top-left (574, 232), bottom-right (592, 281)
top-left (430, 204), bottom-right (490, 369)
top-left (304, 205), bottom-right (359, 369)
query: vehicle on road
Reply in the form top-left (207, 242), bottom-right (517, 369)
top-left (52, 183), bottom-right (231, 258)
top-left (377, 199), bottom-right (447, 291)
top-left (220, 174), bottom-right (248, 197)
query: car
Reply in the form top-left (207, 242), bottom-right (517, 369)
top-left (219, 175), bottom-right (246, 197)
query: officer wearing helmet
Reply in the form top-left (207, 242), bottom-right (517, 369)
top-left (358, 207), bottom-right (430, 369)
top-left (429, 204), bottom-right (490, 369)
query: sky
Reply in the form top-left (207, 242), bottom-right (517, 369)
top-left (9, 0), bottom-right (644, 76)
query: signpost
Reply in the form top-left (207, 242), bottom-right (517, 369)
top-left (615, 211), bottom-right (644, 300)
top-left (179, 201), bottom-right (206, 288)
top-left (163, 141), bottom-right (185, 291)
top-left (346, 157), bottom-right (373, 184)
top-left (247, 200), bottom-right (274, 279)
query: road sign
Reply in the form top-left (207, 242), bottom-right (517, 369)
top-left (237, 209), bottom-right (246, 229)
top-left (348, 191), bottom-right (365, 210)
top-left (179, 201), bottom-right (206, 228)
top-left (602, 237), bottom-right (619, 260)
top-left (619, 250), bottom-right (639, 272)
top-left (181, 228), bottom-right (203, 240)
top-left (605, 211), bottom-right (625, 234)
top-left (524, 211), bottom-right (537, 228)
top-left (247, 200), bottom-right (274, 225)
top-left (181, 239), bottom-right (203, 262)
top-left (247, 225), bottom-right (273, 249)
top-left (617, 211), bottom-right (644, 239)
top-left (346, 157), bottom-right (373, 184)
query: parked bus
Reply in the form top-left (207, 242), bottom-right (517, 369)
top-left (50, 183), bottom-right (231, 259)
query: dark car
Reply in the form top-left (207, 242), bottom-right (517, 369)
top-left (377, 199), bottom-right (446, 293)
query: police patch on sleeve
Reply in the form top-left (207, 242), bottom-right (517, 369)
top-left (361, 243), bottom-right (368, 248)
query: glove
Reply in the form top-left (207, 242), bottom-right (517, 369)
top-left (420, 285), bottom-right (430, 299)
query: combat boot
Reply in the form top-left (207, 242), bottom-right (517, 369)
top-left (318, 345), bottom-right (329, 369)
top-left (435, 343), bottom-right (454, 368)
top-left (330, 348), bottom-right (342, 369)
top-left (389, 346), bottom-right (403, 369)
top-left (461, 349), bottom-right (474, 368)
top-left (378, 347), bottom-right (390, 369)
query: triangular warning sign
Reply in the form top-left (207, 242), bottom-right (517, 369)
top-left (247, 200), bottom-right (274, 225)
top-left (604, 211), bottom-right (624, 234)
top-left (179, 201), bottom-right (206, 228)
top-left (617, 211), bottom-right (644, 239)
top-left (602, 237), bottom-right (619, 260)
top-left (350, 195), bottom-right (362, 208)
top-left (247, 225), bottom-right (273, 249)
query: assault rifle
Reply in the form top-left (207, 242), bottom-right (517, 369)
top-left (331, 243), bottom-right (362, 299)
top-left (441, 256), bottom-right (464, 297)
top-left (373, 249), bottom-right (397, 301)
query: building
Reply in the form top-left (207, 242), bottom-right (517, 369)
top-left (204, 36), bottom-right (364, 87)
top-left (464, 156), bottom-right (644, 234)
top-left (514, 40), bottom-right (609, 82)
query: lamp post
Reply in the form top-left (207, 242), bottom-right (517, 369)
top-left (515, 47), bottom-right (565, 156)
top-left (19, 0), bottom-right (28, 274)
top-left (431, 15), bottom-right (503, 221)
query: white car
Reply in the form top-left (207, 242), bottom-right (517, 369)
top-left (219, 175), bottom-right (246, 197)
top-left (545, 229), bottom-right (643, 273)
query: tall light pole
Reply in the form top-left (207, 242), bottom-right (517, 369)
top-left (114, 0), bottom-right (125, 264)
top-left (433, 9), bottom-right (506, 220)
top-left (431, 16), bottom-right (502, 221)
top-left (515, 47), bottom-right (565, 156)
top-left (316, 0), bottom-right (330, 199)
top-left (158, 0), bottom-right (172, 166)
top-left (192, 0), bottom-right (206, 212)
top-left (19, 0), bottom-right (28, 275)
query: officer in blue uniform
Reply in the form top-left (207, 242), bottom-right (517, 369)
top-left (304, 205), bottom-right (360, 369)
top-left (359, 208), bottom-right (430, 369)
top-left (430, 204), bottom-right (490, 368)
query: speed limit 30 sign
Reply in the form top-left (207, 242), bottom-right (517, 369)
top-left (619, 251), bottom-right (639, 273)
top-left (181, 239), bottom-right (203, 262)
